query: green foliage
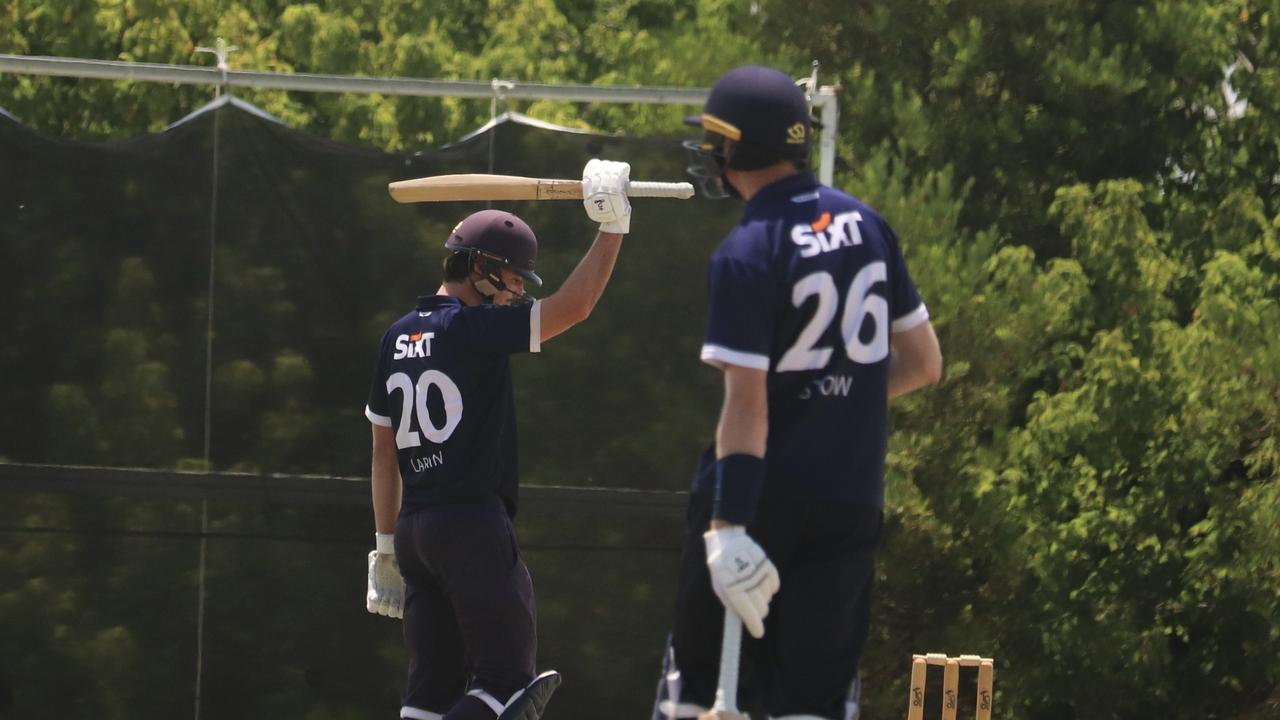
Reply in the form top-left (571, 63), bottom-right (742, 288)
top-left (0, 0), bottom-right (800, 145)
top-left (2, 0), bottom-right (1279, 718)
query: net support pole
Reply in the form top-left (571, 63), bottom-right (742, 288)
top-left (816, 86), bottom-right (839, 186)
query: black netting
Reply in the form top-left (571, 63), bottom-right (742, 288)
top-left (0, 95), bottom-right (739, 490)
top-left (0, 464), bottom-right (685, 718)
top-left (0, 97), bottom-right (741, 718)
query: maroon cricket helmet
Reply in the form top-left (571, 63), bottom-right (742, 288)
top-left (445, 209), bottom-right (542, 287)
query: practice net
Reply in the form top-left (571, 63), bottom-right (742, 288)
top-left (0, 95), bottom-right (739, 718)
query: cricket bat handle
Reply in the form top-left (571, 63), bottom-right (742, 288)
top-left (712, 608), bottom-right (742, 714)
top-left (626, 181), bottom-right (697, 198)
top-left (511, 179), bottom-right (693, 200)
top-left (387, 173), bottom-right (696, 203)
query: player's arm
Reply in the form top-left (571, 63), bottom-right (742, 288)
top-left (371, 423), bottom-right (401, 533)
top-left (538, 230), bottom-right (625, 341)
top-left (538, 159), bottom-right (631, 342)
top-left (711, 363), bottom-right (768, 528)
top-left (702, 361), bottom-right (780, 639)
top-left (366, 420), bottom-right (405, 619)
top-left (888, 319), bottom-right (942, 399)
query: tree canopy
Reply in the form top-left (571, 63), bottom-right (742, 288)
top-left (1, 1), bottom-right (1277, 719)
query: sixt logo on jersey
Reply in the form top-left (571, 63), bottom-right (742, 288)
top-left (393, 331), bottom-right (435, 360)
top-left (790, 210), bottom-right (864, 258)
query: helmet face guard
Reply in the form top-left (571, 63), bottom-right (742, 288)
top-left (469, 249), bottom-right (536, 305)
top-left (683, 133), bottom-right (733, 200)
top-left (684, 129), bottom-right (797, 200)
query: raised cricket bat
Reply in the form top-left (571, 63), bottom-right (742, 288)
top-left (388, 173), bottom-right (695, 203)
top-left (698, 608), bottom-right (750, 720)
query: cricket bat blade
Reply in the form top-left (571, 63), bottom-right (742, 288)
top-left (388, 173), bottom-right (695, 203)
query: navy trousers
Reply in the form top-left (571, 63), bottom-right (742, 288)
top-left (394, 496), bottom-right (537, 716)
top-left (668, 492), bottom-right (883, 719)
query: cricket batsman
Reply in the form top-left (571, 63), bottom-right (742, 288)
top-left (364, 159), bottom-right (633, 720)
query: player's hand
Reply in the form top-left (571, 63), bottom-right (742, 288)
top-left (703, 526), bottom-right (780, 639)
top-left (366, 533), bottom-right (405, 619)
top-left (582, 159), bottom-right (631, 234)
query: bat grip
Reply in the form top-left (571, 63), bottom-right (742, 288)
top-left (627, 181), bottom-right (696, 199)
top-left (712, 608), bottom-right (743, 713)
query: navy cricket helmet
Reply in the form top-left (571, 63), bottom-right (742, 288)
top-left (445, 209), bottom-right (542, 287)
top-left (684, 65), bottom-right (814, 197)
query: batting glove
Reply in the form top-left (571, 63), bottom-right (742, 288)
top-left (582, 158), bottom-right (631, 234)
top-left (703, 526), bottom-right (780, 639)
top-left (366, 532), bottom-right (405, 619)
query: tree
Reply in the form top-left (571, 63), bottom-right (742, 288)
top-left (1, 1), bottom-right (1277, 717)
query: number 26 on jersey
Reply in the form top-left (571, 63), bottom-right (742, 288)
top-left (777, 262), bottom-right (889, 372)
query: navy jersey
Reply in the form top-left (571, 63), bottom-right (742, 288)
top-left (366, 295), bottom-right (541, 517)
top-left (695, 173), bottom-right (928, 507)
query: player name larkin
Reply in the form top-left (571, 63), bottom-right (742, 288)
top-left (410, 450), bottom-right (445, 473)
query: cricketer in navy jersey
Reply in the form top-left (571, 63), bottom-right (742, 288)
top-left (656, 65), bottom-right (942, 720)
top-left (692, 171), bottom-right (929, 508)
top-left (365, 295), bottom-right (540, 518)
top-left (364, 158), bottom-right (634, 720)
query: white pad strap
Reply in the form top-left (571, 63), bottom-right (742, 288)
top-left (467, 688), bottom-right (507, 716)
top-left (658, 700), bottom-right (709, 718)
top-left (400, 707), bottom-right (443, 720)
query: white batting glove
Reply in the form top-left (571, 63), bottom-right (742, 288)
top-left (366, 532), bottom-right (405, 619)
top-left (582, 158), bottom-right (631, 234)
top-left (703, 526), bottom-right (780, 639)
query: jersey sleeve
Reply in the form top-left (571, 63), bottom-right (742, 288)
top-left (700, 255), bottom-right (774, 370)
top-left (455, 300), bottom-right (543, 355)
top-left (365, 341), bottom-right (393, 427)
top-left (881, 220), bottom-right (930, 333)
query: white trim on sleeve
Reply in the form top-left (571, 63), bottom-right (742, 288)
top-left (891, 303), bottom-right (930, 333)
top-left (365, 406), bottom-right (393, 427)
top-left (529, 300), bottom-right (542, 353)
top-left (700, 343), bottom-right (771, 370)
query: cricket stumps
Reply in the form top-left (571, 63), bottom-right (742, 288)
top-left (907, 653), bottom-right (994, 720)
